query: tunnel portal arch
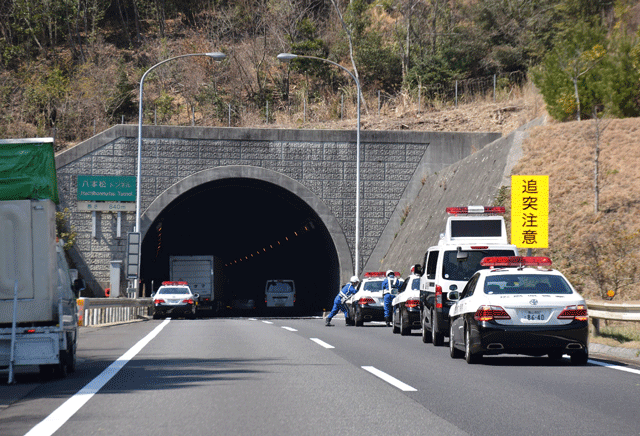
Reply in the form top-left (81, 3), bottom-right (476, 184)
top-left (140, 165), bottom-right (352, 314)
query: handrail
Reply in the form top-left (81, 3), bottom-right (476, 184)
top-left (586, 300), bottom-right (640, 335)
top-left (77, 298), bottom-right (152, 327)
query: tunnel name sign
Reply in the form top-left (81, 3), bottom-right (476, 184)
top-left (511, 175), bottom-right (548, 249)
top-left (77, 175), bottom-right (136, 208)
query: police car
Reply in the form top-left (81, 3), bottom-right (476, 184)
top-left (152, 281), bottom-right (199, 319)
top-left (391, 268), bottom-right (422, 335)
top-left (448, 256), bottom-right (589, 365)
top-left (346, 272), bottom-right (398, 326)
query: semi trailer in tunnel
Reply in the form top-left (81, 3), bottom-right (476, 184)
top-left (169, 255), bottom-right (223, 311)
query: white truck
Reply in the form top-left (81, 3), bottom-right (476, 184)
top-left (169, 255), bottom-right (220, 312)
top-left (418, 206), bottom-right (518, 346)
top-left (0, 138), bottom-right (83, 381)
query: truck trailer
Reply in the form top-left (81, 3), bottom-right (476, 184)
top-left (169, 255), bottom-right (223, 312)
top-left (0, 138), bottom-right (82, 381)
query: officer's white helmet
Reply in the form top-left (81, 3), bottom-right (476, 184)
top-left (386, 269), bottom-right (394, 277)
top-left (350, 275), bottom-right (359, 283)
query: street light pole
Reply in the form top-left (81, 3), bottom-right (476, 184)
top-left (135, 52), bottom-right (225, 292)
top-left (136, 51), bottom-right (226, 234)
top-left (277, 53), bottom-right (361, 278)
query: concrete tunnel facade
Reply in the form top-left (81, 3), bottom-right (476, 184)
top-left (140, 165), bottom-right (351, 313)
top-left (54, 124), bottom-right (502, 314)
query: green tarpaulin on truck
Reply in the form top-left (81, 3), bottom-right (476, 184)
top-left (0, 138), bottom-right (59, 203)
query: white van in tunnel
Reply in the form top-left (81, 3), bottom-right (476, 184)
top-left (265, 280), bottom-right (296, 307)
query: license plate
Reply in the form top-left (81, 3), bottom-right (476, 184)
top-left (523, 311), bottom-right (544, 321)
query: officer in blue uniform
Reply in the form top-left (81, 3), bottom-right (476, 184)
top-left (325, 276), bottom-right (359, 326)
top-left (382, 270), bottom-right (403, 326)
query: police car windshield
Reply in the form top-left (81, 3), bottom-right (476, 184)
top-left (158, 287), bottom-right (189, 295)
top-left (443, 250), bottom-right (516, 281)
top-left (484, 274), bottom-right (573, 295)
top-left (362, 280), bottom-right (383, 292)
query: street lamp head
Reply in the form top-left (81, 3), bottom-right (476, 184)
top-left (277, 53), bottom-right (298, 62)
top-left (206, 52), bottom-right (226, 61)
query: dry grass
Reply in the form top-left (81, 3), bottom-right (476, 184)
top-left (513, 117), bottom-right (640, 301)
top-left (591, 321), bottom-right (640, 350)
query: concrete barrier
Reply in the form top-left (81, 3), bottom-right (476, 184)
top-left (586, 300), bottom-right (640, 335)
top-left (77, 298), bottom-right (152, 327)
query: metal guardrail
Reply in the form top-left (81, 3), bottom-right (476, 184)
top-left (77, 298), bottom-right (152, 327)
top-left (586, 300), bottom-right (640, 335)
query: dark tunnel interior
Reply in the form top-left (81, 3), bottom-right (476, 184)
top-left (140, 178), bottom-right (341, 316)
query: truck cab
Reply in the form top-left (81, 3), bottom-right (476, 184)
top-left (418, 206), bottom-right (518, 346)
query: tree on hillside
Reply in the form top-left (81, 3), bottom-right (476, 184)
top-left (533, 21), bottom-right (606, 121)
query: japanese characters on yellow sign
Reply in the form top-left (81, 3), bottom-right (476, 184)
top-left (511, 175), bottom-right (549, 249)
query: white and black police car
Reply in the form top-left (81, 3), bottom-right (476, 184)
top-left (448, 256), bottom-right (589, 365)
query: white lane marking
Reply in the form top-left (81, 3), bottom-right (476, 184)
top-left (25, 319), bottom-right (171, 436)
top-left (248, 318), bottom-right (257, 321)
top-left (262, 321), bottom-right (274, 324)
top-left (361, 366), bottom-right (417, 392)
top-left (589, 359), bottom-right (640, 375)
top-left (310, 338), bottom-right (335, 349)
top-left (281, 326), bottom-right (297, 332)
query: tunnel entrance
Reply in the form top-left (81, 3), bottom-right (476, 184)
top-left (140, 176), bottom-right (341, 316)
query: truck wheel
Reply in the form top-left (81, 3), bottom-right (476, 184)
top-left (64, 333), bottom-right (77, 373)
top-left (432, 310), bottom-right (444, 346)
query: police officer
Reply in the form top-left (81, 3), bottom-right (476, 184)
top-left (382, 270), bottom-right (402, 326)
top-left (325, 276), bottom-right (359, 326)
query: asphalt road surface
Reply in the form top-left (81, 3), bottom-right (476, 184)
top-left (1, 317), bottom-right (639, 436)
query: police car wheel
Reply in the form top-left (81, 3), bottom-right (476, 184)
top-left (400, 310), bottom-right (410, 336)
top-left (465, 326), bottom-right (481, 364)
top-left (570, 349), bottom-right (588, 365)
top-left (355, 308), bottom-right (364, 326)
top-left (449, 324), bottom-right (463, 359)
top-left (392, 309), bottom-right (400, 334)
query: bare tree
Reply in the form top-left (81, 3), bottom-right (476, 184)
top-left (328, 0), bottom-right (367, 112)
top-left (592, 109), bottom-right (610, 213)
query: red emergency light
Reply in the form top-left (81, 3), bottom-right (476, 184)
top-left (446, 206), bottom-right (505, 215)
top-left (480, 256), bottom-right (552, 268)
top-left (363, 271), bottom-right (401, 278)
top-left (161, 281), bottom-right (189, 286)
top-left (364, 272), bottom-right (386, 277)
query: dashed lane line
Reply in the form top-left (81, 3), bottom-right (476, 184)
top-left (310, 338), bottom-right (335, 349)
top-left (361, 366), bottom-right (417, 392)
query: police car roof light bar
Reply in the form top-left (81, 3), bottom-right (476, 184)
top-left (480, 256), bottom-right (553, 268)
top-left (364, 271), bottom-right (400, 278)
top-left (161, 281), bottom-right (189, 286)
top-left (446, 206), bottom-right (506, 215)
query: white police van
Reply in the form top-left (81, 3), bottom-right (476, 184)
top-left (265, 279), bottom-right (296, 308)
top-left (418, 206), bottom-right (518, 346)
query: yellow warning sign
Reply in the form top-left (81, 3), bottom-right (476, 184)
top-left (511, 175), bottom-right (549, 249)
